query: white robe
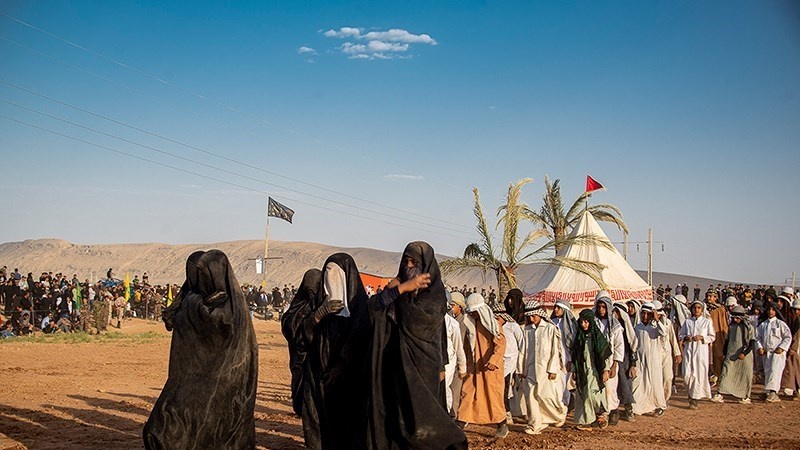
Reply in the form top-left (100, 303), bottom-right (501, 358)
top-left (632, 319), bottom-right (668, 415)
top-left (659, 316), bottom-right (681, 402)
top-left (756, 317), bottom-right (792, 391)
top-left (596, 317), bottom-right (624, 411)
top-left (679, 316), bottom-right (716, 400)
top-left (552, 316), bottom-right (573, 406)
top-left (444, 314), bottom-right (467, 412)
top-left (502, 321), bottom-right (524, 378)
top-left (518, 320), bottom-right (567, 429)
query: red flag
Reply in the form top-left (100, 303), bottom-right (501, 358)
top-left (585, 175), bottom-right (605, 193)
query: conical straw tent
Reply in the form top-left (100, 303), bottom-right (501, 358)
top-left (531, 211), bottom-right (652, 308)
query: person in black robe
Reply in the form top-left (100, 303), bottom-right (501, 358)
top-left (297, 253), bottom-right (371, 450)
top-left (365, 241), bottom-right (468, 450)
top-left (504, 288), bottom-right (526, 325)
top-left (143, 250), bottom-right (258, 450)
top-left (280, 268), bottom-right (322, 416)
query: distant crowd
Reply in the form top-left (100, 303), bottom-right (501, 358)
top-left (0, 266), bottom-right (174, 337)
top-left (0, 264), bottom-right (305, 338)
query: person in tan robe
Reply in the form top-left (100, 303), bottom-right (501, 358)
top-left (706, 291), bottom-right (728, 383)
top-left (457, 293), bottom-right (508, 438)
top-left (781, 298), bottom-right (800, 399)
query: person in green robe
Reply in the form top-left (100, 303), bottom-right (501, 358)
top-left (711, 305), bottom-right (755, 403)
top-left (570, 309), bottom-right (612, 430)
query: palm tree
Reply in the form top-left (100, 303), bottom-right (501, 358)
top-left (440, 179), bottom-right (606, 302)
top-left (525, 176), bottom-right (628, 254)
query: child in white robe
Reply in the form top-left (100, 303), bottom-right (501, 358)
top-left (679, 300), bottom-right (716, 409)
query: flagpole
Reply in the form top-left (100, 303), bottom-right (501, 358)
top-left (263, 216), bottom-right (270, 290)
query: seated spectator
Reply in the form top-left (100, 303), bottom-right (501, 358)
top-left (1, 323), bottom-right (14, 338)
top-left (41, 312), bottom-right (57, 334)
top-left (18, 310), bottom-right (34, 335)
top-left (57, 314), bottom-right (73, 333)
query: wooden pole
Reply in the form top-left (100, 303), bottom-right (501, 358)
top-left (647, 227), bottom-right (653, 286)
top-left (623, 232), bottom-right (628, 261)
top-left (263, 216), bottom-right (270, 290)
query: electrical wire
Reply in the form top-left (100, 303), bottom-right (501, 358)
top-left (0, 97), bottom-right (477, 238)
top-left (0, 78), bottom-right (476, 233)
top-left (0, 113), bottom-right (477, 240)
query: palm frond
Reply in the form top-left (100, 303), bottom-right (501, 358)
top-left (472, 187), bottom-right (498, 264)
top-left (587, 206), bottom-right (629, 234)
top-left (565, 190), bottom-right (590, 223)
top-left (497, 178), bottom-right (533, 265)
top-left (440, 257), bottom-right (491, 276)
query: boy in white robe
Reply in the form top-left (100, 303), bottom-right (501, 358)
top-left (550, 299), bottom-right (577, 407)
top-left (593, 292), bottom-right (625, 425)
top-left (756, 303), bottom-right (792, 402)
top-left (632, 302), bottom-right (668, 416)
top-left (517, 300), bottom-right (567, 435)
top-left (679, 300), bottom-right (716, 409)
top-left (653, 300), bottom-right (681, 403)
top-left (444, 305), bottom-right (467, 415)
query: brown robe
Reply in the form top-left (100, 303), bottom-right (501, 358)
top-left (708, 305), bottom-right (729, 377)
top-left (457, 317), bottom-right (506, 424)
top-left (781, 325), bottom-right (800, 391)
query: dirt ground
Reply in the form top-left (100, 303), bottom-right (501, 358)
top-left (1, 318), bottom-right (799, 450)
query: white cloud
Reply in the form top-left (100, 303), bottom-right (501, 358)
top-left (362, 29), bottom-right (437, 45)
top-left (297, 46), bottom-right (317, 54)
top-left (341, 42), bottom-right (367, 55)
top-left (367, 40), bottom-right (409, 53)
top-left (384, 174), bottom-right (425, 182)
top-left (320, 27), bottom-right (436, 60)
top-left (323, 27), bottom-right (362, 38)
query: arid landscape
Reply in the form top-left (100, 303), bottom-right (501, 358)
top-left (0, 239), bottom-right (741, 292)
top-left (2, 318), bottom-right (799, 450)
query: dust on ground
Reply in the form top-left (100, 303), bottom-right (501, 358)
top-left (1, 318), bottom-right (798, 450)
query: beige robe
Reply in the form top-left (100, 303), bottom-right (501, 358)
top-left (781, 325), bottom-right (800, 392)
top-left (457, 317), bottom-right (506, 424)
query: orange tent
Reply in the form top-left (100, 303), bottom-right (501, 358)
top-left (360, 272), bottom-right (393, 291)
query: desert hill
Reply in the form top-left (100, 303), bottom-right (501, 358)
top-left (0, 239), bottom-right (744, 292)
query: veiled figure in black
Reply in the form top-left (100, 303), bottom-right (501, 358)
top-left (143, 250), bottom-right (258, 450)
top-left (298, 253), bottom-right (370, 450)
top-left (280, 268), bottom-right (322, 416)
top-left (366, 241), bottom-right (468, 450)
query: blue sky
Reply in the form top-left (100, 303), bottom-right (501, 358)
top-left (0, 1), bottom-right (798, 284)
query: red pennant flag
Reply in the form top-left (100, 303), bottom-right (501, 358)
top-left (585, 175), bottom-right (605, 193)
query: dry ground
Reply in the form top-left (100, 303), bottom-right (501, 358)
top-left (1, 318), bottom-right (799, 450)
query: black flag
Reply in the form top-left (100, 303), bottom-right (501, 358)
top-left (268, 197), bottom-right (295, 224)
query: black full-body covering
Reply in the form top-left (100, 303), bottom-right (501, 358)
top-left (143, 250), bottom-right (258, 450)
top-left (365, 242), bottom-right (467, 450)
top-left (280, 268), bottom-right (322, 416)
top-left (295, 253), bottom-right (370, 450)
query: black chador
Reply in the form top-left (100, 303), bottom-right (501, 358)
top-left (365, 242), bottom-right (467, 450)
top-left (143, 250), bottom-right (258, 450)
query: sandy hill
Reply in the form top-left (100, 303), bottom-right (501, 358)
top-left (0, 239), bottom-right (743, 292)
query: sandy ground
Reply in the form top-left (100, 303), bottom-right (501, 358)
top-left (1, 318), bottom-right (799, 450)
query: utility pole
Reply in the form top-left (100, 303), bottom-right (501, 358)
top-left (623, 232), bottom-right (628, 261)
top-left (647, 227), bottom-right (653, 287)
top-left (793, 272), bottom-right (796, 292)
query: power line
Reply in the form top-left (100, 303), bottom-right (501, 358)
top-left (0, 78), bottom-right (474, 232)
top-left (0, 113), bottom-right (475, 240)
top-left (0, 97), bottom-right (476, 238)
top-left (0, 41), bottom-right (476, 234)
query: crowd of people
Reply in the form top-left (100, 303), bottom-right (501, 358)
top-left (0, 262), bottom-right (303, 338)
top-left (441, 283), bottom-right (800, 438)
top-left (0, 265), bottom-right (178, 337)
top-left (281, 246), bottom-right (800, 448)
